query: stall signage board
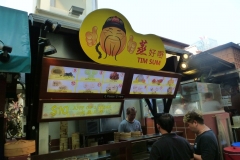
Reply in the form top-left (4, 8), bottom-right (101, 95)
top-left (41, 102), bottom-right (122, 119)
top-left (47, 65), bottom-right (124, 94)
top-left (79, 9), bottom-right (166, 71)
top-left (129, 74), bottom-right (178, 95)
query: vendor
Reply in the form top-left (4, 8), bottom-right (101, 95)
top-left (202, 92), bottom-right (223, 112)
top-left (118, 107), bottom-right (142, 132)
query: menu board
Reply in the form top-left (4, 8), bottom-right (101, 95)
top-left (129, 74), bottom-right (178, 95)
top-left (47, 65), bottom-right (125, 94)
top-left (41, 102), bottom-right (122, 119)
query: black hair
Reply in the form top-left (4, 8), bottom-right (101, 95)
top-left (126, 107), bottom-right (137, 115)
top-left (157, 113), bottom-right (174, 133)
top-left (205, 92), bottom-right (213, 99)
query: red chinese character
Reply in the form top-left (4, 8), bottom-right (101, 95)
top-left (157, 51), bottom-right (164, 58)
top-left (73, 68), bottom-right (77, 73)
top-left (149, 49), bottom-right (156, 57)
top-left (136, 40), bottom-right (147, 55)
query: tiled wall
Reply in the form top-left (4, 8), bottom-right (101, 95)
top-left (145, 118), bottom-right (155, 134)
top-left (145, 113), bottom-right (229, 143)
top-left (212, 47), bottom-right (240, 69)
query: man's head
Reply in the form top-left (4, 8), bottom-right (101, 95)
top-left (126, 107), bottom-right (137, 122)
top-left (205, 92), bottom-right (213, 100)
top-left (156, 113), bottom-right (174, 133)
top-left (183, 111), bottom-right (204, 133)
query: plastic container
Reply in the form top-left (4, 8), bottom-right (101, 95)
top-left (232, 142), bottom-right (240, 147)
top-left (224, 146), bottom-right (240, 160)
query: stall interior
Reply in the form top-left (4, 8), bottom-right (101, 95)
top-left (47, 99), bottom-right (149, 151)
top-left (169, 82), bottom-right (223, 115)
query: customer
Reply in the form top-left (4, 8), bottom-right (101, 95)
top-left (118, 107), bottom-right (142, 132)
top-left (183, 111), bottom-right (220, 160)
top-left (150, 113), bottom-right (194, 160)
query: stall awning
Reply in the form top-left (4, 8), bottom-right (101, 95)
top-left (183, 52), bottom-right (235, 75)
top-left (0, 6), bottom-right (31, 73)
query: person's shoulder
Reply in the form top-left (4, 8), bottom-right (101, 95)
top-left (200, 130), bottom-right (216, 139)
top-left (134, 119), bottom-right (141, 123)
top-left (153, 137), bottom-right (164, 146)
top-left (175, 134), bottom-right (188, 141)
top-left (119, 119), bottom-right (127, 125)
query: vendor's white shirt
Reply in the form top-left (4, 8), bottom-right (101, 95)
top-left (202, 100), bottom-right (221, 112)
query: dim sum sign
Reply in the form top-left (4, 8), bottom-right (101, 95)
top-left (79, 9), bottom-right (166, 71)
top-left (41, 102), bottom-right (122, 119)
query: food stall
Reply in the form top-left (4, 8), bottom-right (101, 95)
top-left (25, 8), bottom-right (184, 160)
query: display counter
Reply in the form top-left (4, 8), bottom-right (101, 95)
top-left (119, 132), bottom-right (182, 160)
top-left (31, 141), bottom-right (130, 160)
top-left (119, 134), bottom-right (161, 159)
top-left (32, 133), bottom-right (177, 160)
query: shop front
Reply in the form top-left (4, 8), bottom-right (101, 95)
top-left (23, 8), bottom-right (185, 160)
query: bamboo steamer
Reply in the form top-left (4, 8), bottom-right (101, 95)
top-left (60, 137), bottom-right (68, 143)
top-left (120, 132), bottom-right (131, 139)
top-left (114, 132), bottom-right (121, 142)
top-left (99, 150), bottom-right (107, 156)
top-left (60, 127), bottom-right (68, 132)
top-left (59, 144), bottom-right (68, 151)
top-left (90, 142), bottom-right (98, 146)
top-left (131, 131), bottom-right (141, 137)
top-left (77, 158), bottom-right (90, 160)
top-left (60, 133), bottom-right (68, 138)
top-left (87, 138), bottom-right (95, 147)
top-left (4, 140), bottom-right (35, 157)
top-left (60, 121), bottom-right (68, 126)
top-left (72, 133), bottom-right (80, 149)
top-left (71, 157), bottom-right (77, 160)
top-left (90, 142), bottom-right (98, 157)
top-left (60, 121), bottom-right (68, 140)
top-left (60, 138), bottom-right (68, 151)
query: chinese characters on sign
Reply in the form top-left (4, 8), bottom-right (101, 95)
top-left (42, 102), bottom-right (122, 119)
top-left (136, 40), bottom-right (165, 66)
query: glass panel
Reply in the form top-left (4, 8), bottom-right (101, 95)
top-left (170, 82), bottom-right (223, 115)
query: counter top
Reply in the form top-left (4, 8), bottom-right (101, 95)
top-left (120, 134), bottom-right (161, 142)
top-left (119, 131), bottom-right (183, 142)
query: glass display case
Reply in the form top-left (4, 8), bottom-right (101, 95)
top-left (169, 82), bottom-right (223, 115)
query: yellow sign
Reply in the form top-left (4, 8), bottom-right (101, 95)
top-left (42, 102), bottom-right (122, 119)
top-left (79, 9), bottom-right (166, 71)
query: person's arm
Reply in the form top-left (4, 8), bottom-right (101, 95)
top-left (198, 140), bottom-right (217, 160)
top-left (194, 153), bottom-right (202, 160)
top-left (139, 121), bottom-right (143, 133)
top-left (185, 139), bottom-right (194, 160)
top-left (149, 144), bottom-right (161, 160)
top-left (118, 122), bottom-right (124, 132)
top-left (216, 101), bottom-right (224, 110)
